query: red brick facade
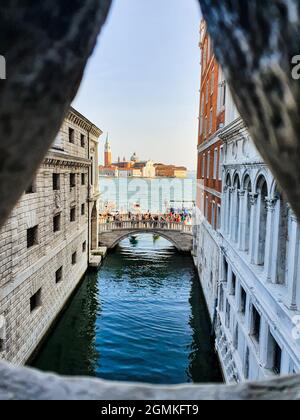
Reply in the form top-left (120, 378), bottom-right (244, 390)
top-left (196, 21), bottom-right (226, 230)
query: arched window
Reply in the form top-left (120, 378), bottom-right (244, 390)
top-left (256, 176), bottom-right (268, 266)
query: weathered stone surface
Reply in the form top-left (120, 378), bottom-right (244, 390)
top-left (199, 0), bottom-right (300, 221)
top-left (0, 361), bottom-right (300, 400)
top-left (0, 0), bottom-right (111, 229)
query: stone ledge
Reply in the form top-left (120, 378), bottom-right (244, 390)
top-left (0, 362), bottom-right (300, 400)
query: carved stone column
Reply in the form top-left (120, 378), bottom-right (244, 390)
top-left (264, 197), bottom-right (279, 281)
top-left (229, 187), bottom-right (235, 240)
top-left (249, 193), bottom-right (258, 264)
top-left (238, 190), bottom-right (246, 250)
top-left (286, 211), bottom-right (300, 311)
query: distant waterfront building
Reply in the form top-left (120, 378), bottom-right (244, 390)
top-left (154, 164), bottom-right (187, 179)
top-left (194, 20), bottom-right (300, 383)
top-left (0, 107), bottom-right (102, 364)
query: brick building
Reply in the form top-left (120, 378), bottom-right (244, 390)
top-left (0, 108), bottom-right (102, 364)
top-left (197, 20), bottom-right (226, 229)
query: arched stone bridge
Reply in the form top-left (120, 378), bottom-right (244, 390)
top-left (99, 220), bottom-right (193, 253)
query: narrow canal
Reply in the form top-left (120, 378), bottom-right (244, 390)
top-left (31, 235), bottom-right (222, 384)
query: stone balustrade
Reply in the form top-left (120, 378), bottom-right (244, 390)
top-left (0, 361), bottom-right (300, 400)
top-left (99, 219), bottom-right (193, 234)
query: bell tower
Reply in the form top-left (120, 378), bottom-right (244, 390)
top-left (104, 134), bottom-right (112, 167)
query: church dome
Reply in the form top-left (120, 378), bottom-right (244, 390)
top-left (130, 152), bottom-right (139, 162)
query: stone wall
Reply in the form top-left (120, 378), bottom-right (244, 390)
top-left (0, 109), bottom-right (102, 365)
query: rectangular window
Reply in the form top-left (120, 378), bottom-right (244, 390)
top-left (225, 300), bottom-right (230, 329)
top-left (270, 335), bottom-right (282, 375)
top-left (70, 207), bottom-right (76, 222)
top-left (207, 152), bottom-right (210, 178)
top-left (72, 252), bottom-right (77, 266)
top-left (53, 173), bottom-right (60, 191)
top-left (30, 289), bottom-right (41, 312)
top-left (209, 108), bottom-right (213, 133)
top-left (27, 226), bottom-right (38, 248)
top-left (240, 287), bottom-right (247, 315)
top-left (55, 267), bottom-right (63, 284)
top-left (80, 134), bottom-right (85, 148)
top-left (211, 69), bottom-right (215, 94)
top-left (53, 213), bottom-right (61, 233)
top-left (251, 306), bottom-right (261, 344)
top-left (81, 173), bottom-right (86, 186)
top-left (25, 180), bottom-right (36, 194)
top-left (81, 204), bottom-right (85, 216)
top-left (217, 205), bottom-right (221, 230)
top-left (69, 127), bottom-right (75, 144)
top-left (232, 272), bottom-right (237, 296)
top-left (213, 148), bottom-right (218, 179)
top-left (205, 196), bottom-right (209, 218)
top-left (90, 157), bottom-right (94, 185)
top-left (219, 146), bottom-right (224, 180)
top-left (82, 241), bottom-right (87, 253)
top-left (224, 258), bottom-right (229, 282)
top-left (70, 173), bottom-right (76, 189)
top-left (206, 81), bottom-right (209, 103)
top-left (202, 154), bottom-right (205, 178)
top-left (211, 202), bottom-right (215, 229)
top-left (219, 285), bottom-right (224, 312)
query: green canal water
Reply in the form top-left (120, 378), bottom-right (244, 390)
top-left (31, 235), bottom-right (222, 384)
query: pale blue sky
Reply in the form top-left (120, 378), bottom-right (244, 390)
top-left (73, 0), bottom-right (201, 170)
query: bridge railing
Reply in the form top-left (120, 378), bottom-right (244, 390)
top-left (99, 219), bottom-right (193, 234)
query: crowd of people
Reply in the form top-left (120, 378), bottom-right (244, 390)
top-left (100, 209), bottom-right (192, 226)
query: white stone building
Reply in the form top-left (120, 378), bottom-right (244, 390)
top-left (0, 107), bottom-right (102, 364)
top-left (201, 82), bottom-right (300, 383)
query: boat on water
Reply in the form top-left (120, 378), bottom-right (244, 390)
top-left (129, 235), bottom-right (138, 245)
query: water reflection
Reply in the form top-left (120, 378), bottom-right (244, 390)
top-left (31, 235), bottom-right (222, 384)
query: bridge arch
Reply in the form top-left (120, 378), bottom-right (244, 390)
top-left (109, 230), bottom-right (188, 252)
top-left (99, 221), bottom-right (193, 253)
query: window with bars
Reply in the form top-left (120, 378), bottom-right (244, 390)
top-left (30, 289), bottom-right (41, 312)
top-left (72, 251), bottom-right (77, 265)
top-left (27, 226), bottom-right (38, 248)
top-left (53, 173), bottom-right (60, 191)
top-left (55, 267), bottom-right (63, 284)
top-left (70, 207), bottom-right (76, 222)
top-left (251, 306), bottom-right (261, 344)
top-left (53, 213), bottom-right (61, 233)
top-left (70, 173), bottom-right (76, 189)
top-left (69, 127), bottom-right (75, 144)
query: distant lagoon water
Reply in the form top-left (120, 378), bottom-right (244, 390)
top-left (99, 171), bottom-right (196, 214)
